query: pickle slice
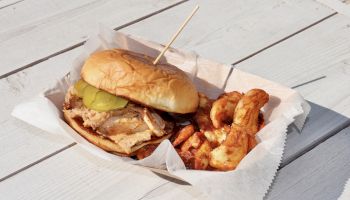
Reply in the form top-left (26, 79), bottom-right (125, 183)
top-left (74, 79), bottom-right (89, 97)
top-left (88, 91), bottom-right (128, 112)
top-left (83, 85), bottom-right (99, 107)
top-left (76, 79), bottom-right (128, 112)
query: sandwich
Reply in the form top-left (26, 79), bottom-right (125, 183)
top-left (63, 49), bottom-right (199, 157)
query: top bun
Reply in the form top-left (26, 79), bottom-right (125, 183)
top-left (81, 49), bottom-right (199, 113)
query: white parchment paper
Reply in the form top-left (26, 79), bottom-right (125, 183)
top-left (12, 26), bottom-right (310, 200)
top-left (339, 178), bottom-right (350, 200)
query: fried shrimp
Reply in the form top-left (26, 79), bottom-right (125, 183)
top-left (195, 93), bottom-right (230, 147)
top-left (195, 93), bottom-right (213, 131)
top-left (209, 89), bottom-right (269, 171)
top-left (203, 125), bottom-right (230, 146)
top-left (210, 91), bottom-right (242, 128)
top-left (175, 89), bottom-right (269, 171)
top-left (193, 140), bottom-right (212, 170)
top-left (248, 114), bottom-right (265, 151)
top-left (209, 125), bottom-right (249, 171)
top-left (180, 132), bottom-right (202, 152)
top-left (172, 124), bottom-right (195, 147)
top-left (233, 89), bottom-right (269, 136)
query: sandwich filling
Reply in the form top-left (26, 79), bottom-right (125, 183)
top-left (63, 83), bottom-right (174, 154)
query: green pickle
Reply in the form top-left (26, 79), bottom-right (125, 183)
top-left (74, 79), bottom-right (128, 112)
top-left (90, 91), bottom-right (128, 112)
top-left (83, 85), bottom-right (100, 107)
top-left (74, 79), bottom-right (89, 97)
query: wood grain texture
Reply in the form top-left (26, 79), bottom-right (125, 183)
top-left (234, 14), bottom-right (350, 166)
top-left (232, 14), bottom-right (350, 198)
top-left (0, 0), bottom-right (336, 180)
top-left (0, 0), bottom-right (188, 179)
top-left (0, 0), bottom-right (23, 9)
top-left (317, 0), bottom-right (350, 16)
top-left (265, 126), bottom-right (350, 200)
top-left (0, 0), bottom-right (181, 77)
top-left (0, 48), bottom-right (80, 178)
top-left (0, 145), bottom-right (204, 200)
top-left (281, 102), bottom-right (350, 166)
top-left (137, 182), bottom-right (205, 200)
top-left (0, 0), bottom-right (96, 37)
top-left (236, 14), bottom-right (350, 118)
top-left (0, 0), bottom-right (347, 199)
top-left (122, 0), bottom-right (333, 64)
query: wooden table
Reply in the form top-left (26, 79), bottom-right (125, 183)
top-left (1, 0), bottom-right (350, 199)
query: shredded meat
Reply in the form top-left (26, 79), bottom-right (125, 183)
top-left (63, 86), bottom-right (174, 152)
top-left (97, 107), bottom-right (149, 135)
top-left (109, 130), bottom-right (153, 153)
top-left (66, 107), bottom-right (112, 130)
top-left (63, 86), bottom-right (82, 109)
top-left (64, 86), bottom-right (113, 129)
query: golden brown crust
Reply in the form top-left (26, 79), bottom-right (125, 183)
top-left (63, 110), bottom-right (171, 155)
top-left (233, 89), bottom-right (269, 135)
top-left (81, 49), bottom-right (199, 114)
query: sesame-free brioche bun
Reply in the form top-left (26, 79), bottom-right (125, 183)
top-left (81, 49), bottom-right (199, 114)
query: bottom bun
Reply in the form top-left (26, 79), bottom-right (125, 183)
top-left (63, 111), bottom-right (171, 156)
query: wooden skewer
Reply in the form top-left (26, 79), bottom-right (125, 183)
top-left (153, 5), bottom-right (199, 65)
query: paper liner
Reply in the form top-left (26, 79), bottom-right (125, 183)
top-left (339, 178), bottom-right (350, 200)
top-left (12, 26), bottom-right (310, 200)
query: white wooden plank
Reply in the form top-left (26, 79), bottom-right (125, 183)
top-left (0, 145), bottom-right (204, 200)
top-left (316, 0), bottom-right (350, 17)
top-left (122, 0), bottom-right (334, 64)
top-left (0, 0), bottom-right (337, 180)
top-left (0, 0), bottom-right (187, 178)
top-left (233, 14), bottom-right (350, 165)
top-left (0, 0), bottom-right (23, 9)
top-left (0, 0), bottom-right (96, 36)
top-left (281, 102), bottom-right (350, 166)
top-left (137, 182), bottom-right (205, 200)
top-left (236, 14), bottom-right (350, 118)
top-left (0, 0), bottom-right (182, 77)
top-left (128, 9), bottom-right (350, 198)
top-left (266, 126), bottom-right (350, 200)
top-left (0, 1), bottom-right (343, 198)
top-left (296, 67), bottom-right (350, 118)
top-left (0, 48), bottom-right (80, 178)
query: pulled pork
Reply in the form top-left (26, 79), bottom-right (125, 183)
top-left (63, 86), bottom-right (173, 153)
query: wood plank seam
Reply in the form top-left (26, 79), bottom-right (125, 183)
top-left (2, 100), bottom-right (348, 195)
top-left (265, 126), bottom-right (350, 200)
top-left (137, 182), bottom-right (170, 200)
top-left (130, 124), bottom-right (350, 199)
top-left (222, 65), bottom-right (234, 89)
top-left (291, 76), bottom-right (327, 89)
top-left (279, 121), bottom-right (350, 169)
top-left (8, 119), bottom-right (348, 185)
top-left (232, 12), bottom-right (337, 66)
top-left (0, 0), bottom-right (190, 182)
top-left (0, 23), bottom-right (343, 183)
top-left (0, 0), bottom-right (189, 80)
top-left (0, 141), bottom-right (174, 200)
top-left (0, 142), bottom-right (76, 182)
top-left (0, 0), bottom-right (340, 194)
top-left (0, 0), bottom-right (24, 10)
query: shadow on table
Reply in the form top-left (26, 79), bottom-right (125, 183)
top-left (265, 101), bottom-right (350, 200)
top-left (281, 101), bottom-right (350, 167)
top-left (152, 172), bottom-right (190, 185)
